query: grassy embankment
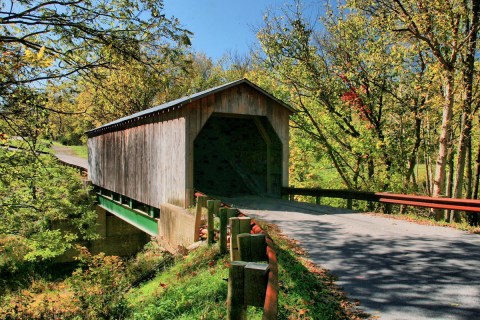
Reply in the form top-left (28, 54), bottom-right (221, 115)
top-left (127, 225), bottom-right (367, 320)
top-left (1, 231), bottom-right (367, 319)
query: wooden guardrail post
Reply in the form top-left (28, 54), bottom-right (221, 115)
top-left (238, 233), bottom-right (267, 262)
top-left (207, 200), bottom-right (215, 245)
top-left (251, 234), bottom-right (267, 261)
top-left (219, 207), bottom-right (228, 254)
top-left (346, 198), bottom-right (353, 210)
top-left (194, 195), bottom-right (207, 241)
top-left (383, 202), bottom-right (392, 214)
top-left (227, 261), bottom-right (248, 320)
top-left (227, 208), bottom-right (238, 219)
top-left (230, 217), bottom-right (251, 261)
top-left (244, 262), bottom-right (269, 308)
top-left (237, 233), bottom-right (252, 261)
top-left (212, 199), bottom-right (221, 216)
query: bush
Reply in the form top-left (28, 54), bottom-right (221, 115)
top-left (0, 235), bottom-right (34, 292)
top-left (125, 241), bottom-right (173, 287)
top-left (69, 246), bottom-right (131, 319)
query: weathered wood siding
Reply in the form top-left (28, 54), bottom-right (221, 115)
top-left (88, 81), bottom-right (291, 209)
top-left (185, 83), bottom-right (290, 205)
top-left (88, 114), bottom-right (187, 208)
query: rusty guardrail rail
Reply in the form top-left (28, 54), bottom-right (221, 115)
top-left (281, 187), bottom-right (480, 212)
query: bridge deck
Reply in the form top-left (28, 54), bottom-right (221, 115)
top-left (222, 196), bottom-right (480, 320)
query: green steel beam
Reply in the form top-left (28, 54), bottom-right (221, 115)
top-left (97, 194), bottom-right (158, 236)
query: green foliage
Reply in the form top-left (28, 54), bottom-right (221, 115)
top-left (0, 148), bottom-right (98, 289)
top-left (254, 0), bottom-right (480, 206)
top-left (69, 247), bottom-right (131, 320)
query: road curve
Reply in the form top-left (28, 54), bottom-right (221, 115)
top-left (52, 145), bottom-right (88, 171)
top-left (222, 196), bottom-right (480, 320)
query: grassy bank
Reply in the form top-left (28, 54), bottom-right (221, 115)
top-left (1, 230), bottom-right (368, 319)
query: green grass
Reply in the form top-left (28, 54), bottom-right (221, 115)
top-left (51, 141), bottom-right (88, 159)
top-left (127, 245), bottom-right (263, 320)
top-left (67, 145), bottom-right (88, 159)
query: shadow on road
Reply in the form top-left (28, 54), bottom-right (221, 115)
top-left (225, 196), bottom-right (480, 320)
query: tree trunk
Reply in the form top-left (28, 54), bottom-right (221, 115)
top-left (466, 139), bottom-right (473, 198)
top-left (405, 117), bottom-right (422, 190)
top-left (446, 147), bottom-right (455, 222)
top-left (454, 0), bottom-right (478, 200)
top-left (432, 71), bottom-right (455, 220)
top-left (473, 126), bottom-right (480, 199)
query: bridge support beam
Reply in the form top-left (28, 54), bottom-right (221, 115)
top-left (97, 194), bottom-right (159, 236)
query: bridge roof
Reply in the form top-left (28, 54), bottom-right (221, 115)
top-left (86, 78), bottom-right (294, 136)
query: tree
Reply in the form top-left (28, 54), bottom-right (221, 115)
top-left (350, 0), bottom-right (479, 219)
top-left (0, 0), bottom-right (191, 88)
top-left (256, 2), bottom-right (432, 193)
top-left (0, 0), bottom-right (191, 271)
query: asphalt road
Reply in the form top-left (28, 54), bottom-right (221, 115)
top-left (222, 196), bottom-right (480, 320)
top-left (52, 145), bottom-right (88, 170)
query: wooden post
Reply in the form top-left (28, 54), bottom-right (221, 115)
top-left (227, 208), bottom-right (238, 219)
top-left (250, 234), bottom-right (267, 261)
top-left (230, 218), bottom-right (240, 261)
top-left (230, 217), bottom-right (251, 261)
top-left (194, 195), bottom-right (207, 242)
top-left (346, 198), bottom-right (353, 210)
top-left (315, 196), bottom-right (321, 205)
top-left (207, 200), bottom-right (215, 245)
top-left (244, 262), bottom-right (269, 308)
top-left (238, 217), bottom-right (251, 234)
top-left (383, 203), bottom-right (392, 214)
top-left (227, 261), bottom-right (247, 320)
top-left (219, 208), bottom-right (228, 254)
top-left (212, 200), bottom-right (221, 217)
top-left (237, 233), bottom-right (252, 262)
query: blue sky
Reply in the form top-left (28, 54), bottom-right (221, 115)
top-left (163, 0), bottom-right (288, 60)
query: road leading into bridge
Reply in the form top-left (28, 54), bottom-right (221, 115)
top-left (52, 145), bottom-right (88, 171)
top-left (222, 196), bottom-right (480, 320)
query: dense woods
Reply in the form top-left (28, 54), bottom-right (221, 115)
top-left (1, 0), bottom-right (480, 315)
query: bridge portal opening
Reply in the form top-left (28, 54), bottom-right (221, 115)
top-left (194, 114), bottom-right (282, 197)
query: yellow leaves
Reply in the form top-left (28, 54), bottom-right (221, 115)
top-left (23, 46), bottom-right (55, 68)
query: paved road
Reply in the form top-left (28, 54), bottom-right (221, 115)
top-left (52, 145), bottom-right (88, 171)
top-left (222, 196), bottom-right (480, 320)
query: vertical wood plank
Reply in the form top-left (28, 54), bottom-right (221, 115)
top-left (219, 207), bottom-right (228, 254)
top-left (194, 196), bottom-right (207, 242)
top-left (237, 233), bottom-right (252, 262)
top-left (227, 261), bottom-right (247, 320)
top-left (207, 200), bottom-right (215, 245)
top-left (244, 262), bottom-right (269, 308)
top-left (230, 217), bottom-right (240, 261)
top-left (250, 234), bottom-right (268, 261)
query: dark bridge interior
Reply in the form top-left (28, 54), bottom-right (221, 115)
top-left (194, 114), bottom-right (282, 197)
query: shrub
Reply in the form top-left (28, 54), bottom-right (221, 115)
top-left (0, 235), bottom-right (34, 292)
top-left (125, 241), bottom-right (173, 287)
top-left (69, 246), bottom-right (131, 319)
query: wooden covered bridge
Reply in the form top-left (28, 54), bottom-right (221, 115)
top-left (86, 79), bottom-right (293, 243)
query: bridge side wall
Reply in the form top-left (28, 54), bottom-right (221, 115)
top-left (88, 115), bottom-right (187, 208)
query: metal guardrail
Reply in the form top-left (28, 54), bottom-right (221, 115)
top-left (281, 187), bottom-right (480, 213)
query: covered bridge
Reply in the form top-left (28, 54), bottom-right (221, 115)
top-left (87, 79), bottom-right (293, 210)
